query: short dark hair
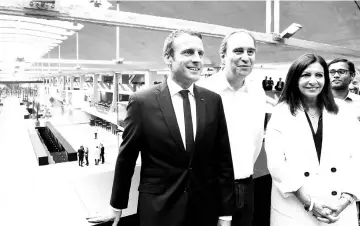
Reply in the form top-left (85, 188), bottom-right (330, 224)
top-left (163, 29), bottom-right (203, 59)
top-left (219, 29), bottom-right (256, 61)
top-left (279, 53), bottom-right (338, 116)
top-left (327, 58), bottom-right (356, 76)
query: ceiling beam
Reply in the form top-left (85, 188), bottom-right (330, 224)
top-left (0, 24), bottom-right (75, 36)
top-left (0, 80), bottom-right (43, 84)
top-left (0, 14), bottom-right (83, 31)
top-left (0, 4), bottom-right (360, 58)
top-left (34, 59), bottom-right (118, 65)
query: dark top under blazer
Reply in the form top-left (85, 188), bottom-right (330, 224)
top-left (110, 81), bottom-right (235, 226)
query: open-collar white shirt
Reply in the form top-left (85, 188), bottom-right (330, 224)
top-left (198, 72), bottom-right (266, 179)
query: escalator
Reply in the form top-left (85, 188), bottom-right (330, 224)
top-left (37, 127), bottom-right (68, 163)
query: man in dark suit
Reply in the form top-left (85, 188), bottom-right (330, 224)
top-left (89, 29), bottom-right (235, 226)
top-left (275, 77), bottom-right (284, 91)
top-left (100, 143), bottom-right (105, 164)
top-left (262, 76), bottom-right (268, 90)
top-left (77, 145), bottom-right (84, 167)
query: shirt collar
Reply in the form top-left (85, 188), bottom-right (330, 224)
top-left (345, 91), bottom-right (360, 102)
top-left (167, 77), bottom-right (195, 97)
top-left (213, 70), bottom-right (247, 93)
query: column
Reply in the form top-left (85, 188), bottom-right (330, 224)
top-left (111, 72), bottom-right (120, 112)
top-left (92, 74), bottom-right (99, 104)
top-left (80, 75), bottom-right (85, 90)
top-left (146, 70), bottom-right (164, 87)
top-left (70, 76), bottom-right (74, 90)
top-left (62, 76), bottom-right (66, 90)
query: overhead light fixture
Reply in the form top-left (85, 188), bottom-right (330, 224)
top-left (273, 23), bottom-right (302, 41)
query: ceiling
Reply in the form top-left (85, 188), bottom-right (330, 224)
top-left (1, 1), bottom-right (360, 78)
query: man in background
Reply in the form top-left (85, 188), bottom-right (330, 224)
top-left (275, 77), bottom-right (284, 92)
top-left (329, 58), bottom-right (360, 223)
top-left (329, 58), bottom-right (360, 102)
top-left (349, 70), bottom-right (360, 94)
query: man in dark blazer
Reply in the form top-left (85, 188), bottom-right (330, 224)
top-left (100, 143), bottom-right (105, 164)
top-left (89, 29), bottom-right (235, 226)
top-left (275, 77), bottom-right (285, 91)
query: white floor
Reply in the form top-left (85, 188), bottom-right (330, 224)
top-left (0, 96), bottom-right (140, 225)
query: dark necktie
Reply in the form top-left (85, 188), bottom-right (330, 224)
top-left (179, 90), bottom-right (195, 152)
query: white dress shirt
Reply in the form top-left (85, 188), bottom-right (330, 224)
top-left (198, 72), bottom-right (266, 179)
top-left (167, 78), bottom-right (197, 147)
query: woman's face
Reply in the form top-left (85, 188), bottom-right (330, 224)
top-left (298, 62), bottom-right (325, 101)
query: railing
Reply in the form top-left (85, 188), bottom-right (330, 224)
top-left (94, 102), bottom-right (111, 114)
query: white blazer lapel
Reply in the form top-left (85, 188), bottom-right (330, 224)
top-left (319, 109), bottom-right (345, 168)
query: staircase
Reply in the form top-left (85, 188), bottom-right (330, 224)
top-left (37, 127), bottom-right (68, 163)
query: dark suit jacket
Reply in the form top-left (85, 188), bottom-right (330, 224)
top-left (275, 81), bottom-right (284, 91)
top-left (110, 81), bottom-right (235, 226)
top-left (77, 149), bottom-right (84, 158)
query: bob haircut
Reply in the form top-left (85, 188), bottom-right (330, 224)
top-left (278, 53), bottom-right (338, 116)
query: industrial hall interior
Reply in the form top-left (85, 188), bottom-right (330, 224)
top-left (1, 1), bottom-right (360, 226)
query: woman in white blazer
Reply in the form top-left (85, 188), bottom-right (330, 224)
top-left (265, 53), bottom-right (360, 226)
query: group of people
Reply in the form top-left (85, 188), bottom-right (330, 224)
top-left (77, 143), bottom-right (105, 167)
top-left (263, 76), bottom-right (285, 92)
top-left (88, 28), bottom-right (360, 226)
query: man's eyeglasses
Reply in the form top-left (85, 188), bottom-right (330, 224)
top-left (329, 69), bottom-right (349, 76)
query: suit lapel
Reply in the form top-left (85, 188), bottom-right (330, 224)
top-left (155, 81), bottom-right (186, 152)
top-left (194, 85), bottom-right (206, 143)
top-left (319, 109), bottom-right (335, 167)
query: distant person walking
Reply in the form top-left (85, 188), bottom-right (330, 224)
top-left (275, 77), bottom-right (285, 91)
top-left (77, 145), bottom-right (85, 167)
top-left (85, 147), bottom-right (89, 166)
top-left (100, 143), bottom-right (105, 164)
top-left (94, 145), bottom-right (101, 165)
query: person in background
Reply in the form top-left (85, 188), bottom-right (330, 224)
top-left (265, 53), bottom-right (360, 226)
top-left (349, 70), bottom-right (360, 94)
top-left (275, 77), bottom-right (285, 92)
top-left (77, 145), bottom-right (85, 167)
top-left (94, 127), bottom-right (98, 139)
top-left (198, 29), bottom-right (266, 226)
top-left (262, 76), bottom-right (268, 90)
top-left (329, 59), bottom-right (360, 221)
top-left (329, 58), bottom-right (360, 102)
top-left (94, 145), bottom-right (100, 165)
top-left (267, 77), bottom-right (274, 90)
top-left (100, 143), bottom-right (105, 164)
top-left (85, 147), bottom-right (89, 166)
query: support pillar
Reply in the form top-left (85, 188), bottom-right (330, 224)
top-left (92, 74), bottom-right (99, 104)
top-left (111, 72), bottom-right (120, 112)
top-left (70, 76), bottom-right (74, 90)
top-left (80, 75), bottom-right (85, 90)
top-left (62, 76), bottom-right (66, 90)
